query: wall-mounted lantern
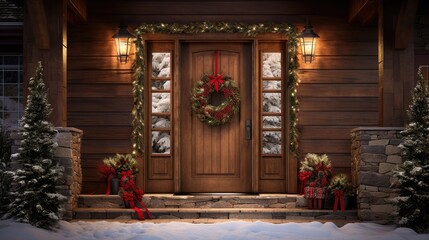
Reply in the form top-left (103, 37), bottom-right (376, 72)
top-left (112, 25), bottom-right (135, 64)
top-left (300, 23), bottom-right (319, 63)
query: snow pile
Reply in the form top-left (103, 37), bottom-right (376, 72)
top-left (0, 220), bottom-right (427, 240)
top-left (152, 93), bottom-right (170, 113)
top-left (262, 131), bottom-right (281, 154)
top-left (152, 53), bottom-right (170, 78)
top-left (262, 53), bottom-right (281, 78)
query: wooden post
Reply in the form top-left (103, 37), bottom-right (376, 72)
top-left (378, 0), bottom-right (415, 127)
top-left (24, 0), bottom-right (67, 127)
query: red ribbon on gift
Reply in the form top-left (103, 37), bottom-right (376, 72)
top-left (333, 190), bottom-right (345, 212)
top-left (105, 174), bottom-right (112, 195)
top-left (208, 50), bottom-right (224, 92)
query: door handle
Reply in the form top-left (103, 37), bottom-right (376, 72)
top-left (246, 119), bottom-right (252, 140)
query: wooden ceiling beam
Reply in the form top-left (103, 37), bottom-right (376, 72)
top-left (395, 0), bottom-right (419, 49)
top-left (349, 0), bottom-right (379, 25)
top-left (25, 0), bottom-right (50, 49)
top-left (67, 0), bottom-right (87, 23)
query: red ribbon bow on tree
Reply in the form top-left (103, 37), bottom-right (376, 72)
top-left (208, 50), bottom-right (224, 92)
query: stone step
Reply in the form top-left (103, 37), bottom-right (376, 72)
top-left (77, 194), bottom-right (308, 209)
top-left (73, 207), bottom-right (358, 221)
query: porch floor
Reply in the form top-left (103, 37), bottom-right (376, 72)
top-left (74, 194), bottom-right (358, 225)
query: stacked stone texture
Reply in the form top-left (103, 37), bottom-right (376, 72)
top-left (11, 127), bottom-right (83, 220)
top-left (351, 127), bottom-right (403, 224)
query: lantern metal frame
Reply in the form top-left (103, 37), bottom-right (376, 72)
top-left (300, 23), bottom-right (319, 63)
top-left (112, 25), bottom-right (135, 64)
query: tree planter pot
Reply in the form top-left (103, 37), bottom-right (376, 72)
top-left (110, 178), bottom-right (119, 195)
top-left (323, 193), bottom-right (335, 210)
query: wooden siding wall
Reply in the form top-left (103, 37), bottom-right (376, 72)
top-left (67, 0), bottom-right (378, 194)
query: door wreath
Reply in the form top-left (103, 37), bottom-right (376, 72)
top-left (191, 74), bottom-right (240, 126)
top-left (190, 50), bottom-right (240, 126)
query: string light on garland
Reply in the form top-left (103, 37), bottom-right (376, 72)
top-left (131, 22), bottom-right (301, 157)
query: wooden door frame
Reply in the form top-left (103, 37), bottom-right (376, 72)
top-left (142, 33), bottom-right (297, 194)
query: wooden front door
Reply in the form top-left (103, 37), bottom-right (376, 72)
top-left (180, 42), bottom-right (252, 193)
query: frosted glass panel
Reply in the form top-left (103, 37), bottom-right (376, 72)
top-left (262, 52), bottom-right (281, 78)
top-left (152, 53), bottom-right (171, 78)
top-left (262, 131), bottom-right (282, 154)
top-left (263, 116), bottom-right (282, 128)
top-left (152, 131), bottom-right (171, 154)
top-left (262, 81), bottom-right (281, 90)
top-left (263, 93), bottom-right (281, 113)
top-left (152, 116), bottom-right (171, 129)
top-left (152, 93), bottom-right (170, 113)
top-left (152, 80), bottom-right (171, 90)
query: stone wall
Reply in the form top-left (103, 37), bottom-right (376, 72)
top-left (351, 127), bottom-right (403, 224)
top-left (11, 127), bottom-right (83, 220)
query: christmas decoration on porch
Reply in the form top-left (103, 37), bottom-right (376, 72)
top-left (6, 62), bottom-right (66, 229)
top-left (98, 153), bottom-right (139, 195)
top-left (191, 51), bottom-right (240, 126)
top-left (132, 22), bottom-right (300, 156)
top-left (299, 153), bottom-right (332, 209)
top-left (119, 170), bottom-right (152, 220)
top-left (328, 174), bottom-right (355, 212)
top-left (393, 67), bottom-right (429, 233)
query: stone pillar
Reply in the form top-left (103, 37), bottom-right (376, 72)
top-left (10, 127), bottom-right (83, 220)
top-left (351, 127), bottom-right (403, 224)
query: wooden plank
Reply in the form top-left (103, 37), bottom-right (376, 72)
top-left (78, 126), bottom-right (132, 140)
top-left (67, 40), bottom-right (116, 57)
top-left (300, 140), bottom-right (351, 154)
top-left (298, 112), bottom-right (378, 126)
top-left (349, 0), bottom-right (379, 25)
top-left (299, 97), bottom-right (378, 112)
top-left (299, 70), bottom-right (378, 84)
top-left (298, 84), bottom-right (378, 97)
top-left (68, 84), bottom-right (132, 98)
top-left (68, 70), bottom-right (133, 84)
top-left (88, 1), bottom-right (346, 16)
top-left (25, 0), bottom-right (50, 49)
top-left (298, 56), bottom-right (378, 70)
top-left (81, 139), bottom-right (132, 154)
top-left (68, 97), bottom-right (133, 112)
top-left (395, 0), bottom-right (419, 49)
top-left (67, 0), bottom-right (87, 23)
top-left (68, 112), bottom-right (132, 126)
top-left (317, 40), bottom-right (377, 56)
top-left (68, 56), bottom-right (133, 70)
top-left (300, 126), bottom-right (356, 140)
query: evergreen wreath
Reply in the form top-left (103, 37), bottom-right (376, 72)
top-left (191, 74), bottom-right (240, 126)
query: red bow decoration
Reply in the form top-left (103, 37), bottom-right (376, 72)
top-left (333, 190), bottom-right (345, 212)
top-left (209, 74), bottom-right (224, 92)
top-left (208, 50), bottom-right (224, 92)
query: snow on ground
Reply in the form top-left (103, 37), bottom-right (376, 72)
top-left (0, 220), bottom-right (428, 240)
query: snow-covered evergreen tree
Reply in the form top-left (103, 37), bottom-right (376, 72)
top-left (395, 68), bottom-right (429, 233)
top-left (7, 62), bottom-right (65, 229)
top-left (0, 126), bottom-right (13, 216)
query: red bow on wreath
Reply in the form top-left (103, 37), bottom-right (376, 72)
top-left (208, 50), bottom-right (224, 92)
top-left (209, 74), bottom-right (224, 92)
